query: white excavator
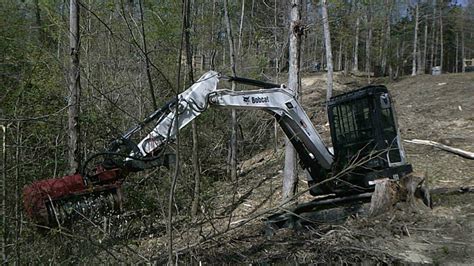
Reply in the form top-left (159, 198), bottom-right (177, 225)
top-left (23, 71), bottom-right (413, 227)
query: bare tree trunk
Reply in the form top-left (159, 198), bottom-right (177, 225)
top-left (430, 1), bottom-right (436, 70)
top-left (439, 7), bottom-right (444, 72)
top-left (168, 0), bottom-right (187, 261)
top-left (395, 39), bottom-right (401, 78)
top-left (344, 44), bottom-right (349, 76)
top-left (282, 0), bottom-right (302, 203)
top-left (14, 123), bottom-right (20, 262)
top-left (68, 0), bottom-right (81, 174)
top-left (273, 0), bottom-right (279, 152)
top-left (422, 21), bottom-right (428, 74)
top-left (353, 15), bottom-right (360, 72)
top-left (1, 125), bottom-right (6, 263)
top-left (183, 0), bottom-right (201, 218)
top-left (365, 8), bottom-right (372, 83)
top-left (337, 42), bottom-right (342, 71)
top-left (386, 5), bottom-right (393, 79)
top-left (190, 121), bottom-right (200, 216)
top-left (455, 32), bottom-right (459, 73)
top-left (321, 0), bottom-right (333, 101)
top-left (434, 20), bottom-right (439, 67)
top-left (412, 4), bottom-right (419, 76)
top-left (139, 0), bottom-right (157, 109)
top-left (461, 30), bottom-right (465, 73)
top-left (381, 1), bottom-right (391, 77)
top-left (209, 0), bottom-right (217, 71)
top-left (224, 0), bottom-right (238, 181)
top-left (34, 0), bottom-right (45, 43)
top-left (417, 38), bottom-right (423, 75)
top-left (238, 0), bottom-right (245, 56)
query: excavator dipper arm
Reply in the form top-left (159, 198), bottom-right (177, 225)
top-left (134, 73), bottom-right (333, 183)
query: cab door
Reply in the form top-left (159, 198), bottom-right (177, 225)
top-left (376, 92), bottom-right (406, 167)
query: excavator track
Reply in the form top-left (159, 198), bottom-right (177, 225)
top-left (265, 193), bottom-right (372, 234)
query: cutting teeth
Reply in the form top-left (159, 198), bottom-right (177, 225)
top-left (46, 189), bottom-right (123, 227)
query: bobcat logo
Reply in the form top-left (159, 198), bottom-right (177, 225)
top-left (243, 96), bottom-right (250, 103)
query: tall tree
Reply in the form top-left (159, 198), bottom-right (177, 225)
top-left (139, 0), bottom-right (157, 110)
top-left (282, 0), bottom-right (302, 203)
top-left (461, 26), bottom-right (465, 73)
top-left (321, 0), bottom-right (333, 101)
top-left (430, 0), bottom-right (437, 70)
top-left (353, 12), bottom-right (360, 72)
top-left (365, 4), bottom-right (372, 83)
top-left (422, 18), bottom-right (428, 74)
top-left (439, 5), bottom-right (444, 71)
top-left (238, 0), bottom-right (245, 55)
top-left (1, 125), bottom-right (6, 263)
top-left (68, 0), bottom-right (81, 174)
top-left (455, 32), bottom-right (459, 72)
top-left (412, 3), bottom-right (419, 76)
top-left (223, 0), bottom-right (238, 181)
top-left (184, 0), bottom-right (201, 218)
top-left (386, 1), bottom-right (394, 79)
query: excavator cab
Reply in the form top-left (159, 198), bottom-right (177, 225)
top-left (322, 85), bottom-right (412, 195)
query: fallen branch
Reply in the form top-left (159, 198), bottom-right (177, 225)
top-left (430, 186), bottom-right (474, 195)
top-left (404, 139), bottom-right (474, 159)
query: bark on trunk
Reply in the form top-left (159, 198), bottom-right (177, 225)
top-left (14, 123), bottom-right (20, 261)
top-left (439, 7), bottom-right (444, 72)
top-left (321, 0), bottom-right (333, 101)
top-left (369, 179), bottom-right (399, 216)
top-left (34, 0), bottom-right (45, 43)
top-left (369, 174), bottom-right (431, 217)
top-left (387, 6), bottom-right (393, 79)
top-left (365, 8), bottom-right (372, 83)
top-left (337, 42), bottom-right (342, 72)
top-left (273, 0), bottom-right (279, 152)
top-left (183, 0), bottom-right (201, 218)
top-left (139, 0), bottom-right (157, 109)
top-left (1, 125), bottom-right (6, 263)
top-left (455, 32), bottom-right (459, 73)
top-left (190, 121), bottom-right (200, 216)
top-left (282, 0), bottom-right (302, 203)
top-left (430, 1), bottom-right (436, 70)
top-left (395, 39), bottom-right (401, 78)
top-left (422, 21), bottom-right (428, 74)
top-left (353, 15), bottom-right (360, 72)
top-left (238, 0), bottom-right (245, 56)
top-left (461, 30), bottom-right (465, 73)
top-left (381, 1), bottom-right (391, 77)
top-left (417, 37), bottom-right (423, 75)
top-left (412, 4), bottom-right (419, 76)
top-left (224, 0), bottom-right (238, 181)
top-left (68, 0), bottom-right (81, 174)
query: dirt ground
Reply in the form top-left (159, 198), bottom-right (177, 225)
top-left (390, 73), bottom-right (474, 189)
top-left (128, 72), bottom-right (474, 264)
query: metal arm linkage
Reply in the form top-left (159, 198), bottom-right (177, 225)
top-left (136, 71), bottom-right (333, 180)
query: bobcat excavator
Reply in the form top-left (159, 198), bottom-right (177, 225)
top-left (23, 71), bottom-right (413, 227)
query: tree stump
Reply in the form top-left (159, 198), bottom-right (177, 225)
top-left (369, 173), bottom-right (431, 217)
top-left (369, 178), bottom-right (399, 216)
